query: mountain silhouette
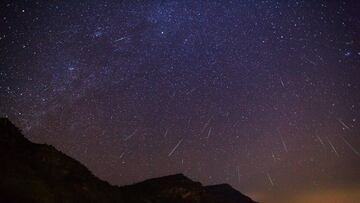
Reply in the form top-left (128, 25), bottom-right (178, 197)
top-left (0, 117), bottom-right (258, 203)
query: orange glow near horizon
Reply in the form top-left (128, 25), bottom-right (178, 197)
top-left (249, 187), bottom-right (360, 203)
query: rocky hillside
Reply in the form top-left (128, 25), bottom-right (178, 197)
top-left (0, 118), bottom-right (258, 203)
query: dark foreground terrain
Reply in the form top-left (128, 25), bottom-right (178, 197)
top-left (0, 118), bottom-right (257, 203)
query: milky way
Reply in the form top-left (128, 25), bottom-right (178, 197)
top-left (1, 1), bottom-right (360, 202)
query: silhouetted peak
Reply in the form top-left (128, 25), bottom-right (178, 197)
top-left (0, 118), bottom-right (258, 203)
top-left (156, 173), bottom-right (190, 181)
top-left (0, 117), bottom-right (28, 145)
top-left (0, 117), bottom-right (17, 130)
top-left (207, 183), bottom-right (233, 190)
top-left (135, 173), bottom-right (195, 185)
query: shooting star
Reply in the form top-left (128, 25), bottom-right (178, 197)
top-left (207, 127), bottom-right (212, 138)
top-left (119, 152), bottom-right (125, 159)
top-left (124, 128), bottom-right (138, 141)
top-left (280, 135), bottom-right (288, 153)
top-left (302, 55), bottom-right (317, 65)
top-left (236, 166), bottom-right (241, 184)
top-left (266, 173), bottom-right (274, 186)
top-left (342, 137), bottom-right (360, 157)
top-left (168, 138), bottom-right (184, 157)
top-left (114, 37), bottom-right (127, 42)
top-left (187, 117), bottom-right (192, 126)
top-left (280, 77), bottom-right (285, 88)
top-left (337, 118), bottom-right (350, 130)
top-left (327, 137), bottom-right (339, 157)
top-left (164, 128), bottom-right (169, 137)
top-left (316, 135), bottom-right (326, 150)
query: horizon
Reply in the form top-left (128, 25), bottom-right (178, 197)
top-left (1, 1), bottom-right (360, 202)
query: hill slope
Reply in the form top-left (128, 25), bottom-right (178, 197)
top-left (0, 118), bottom-right (257, 203)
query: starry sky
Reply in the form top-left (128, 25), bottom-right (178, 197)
top-left (1, 1), bottom-right (360, 202)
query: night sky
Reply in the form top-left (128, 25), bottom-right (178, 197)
top-left (1, 1), bottom-right (360, 202)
